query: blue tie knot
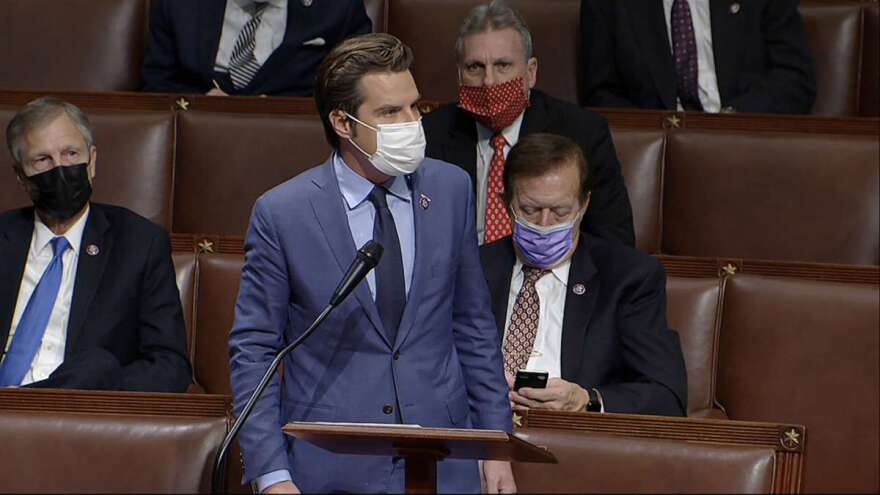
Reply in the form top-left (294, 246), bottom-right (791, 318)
top-left (50, 236), bottom-right (70, 258)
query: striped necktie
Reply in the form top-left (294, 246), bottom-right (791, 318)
top-left (229, 2), bottom-right (270, 90)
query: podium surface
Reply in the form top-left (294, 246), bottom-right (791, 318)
top-left (283, 422), bottom-right (556, 493)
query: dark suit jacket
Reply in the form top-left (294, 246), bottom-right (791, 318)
top-left (141, 0), bottom-right (371, 96)
top-left (0, 203), bottom-right (191, 392)
top-left (581, 0), bottom-right (816, 114)
top-left (480, 235), bottom-right (687, 416)
top-left (423, 89), bottom-right (636, 247)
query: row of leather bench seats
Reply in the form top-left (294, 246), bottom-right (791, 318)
top-left (0, 0), bottom-right (877, 116)
top-left (167, 245), bottom-right (878, 492)
top-left (0, 387), bottom-right (809, 493)
top-left (1, 98), bottom-right (876, 266)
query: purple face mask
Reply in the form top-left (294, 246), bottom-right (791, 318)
top-left (512, 213), bottom-right (580, 269)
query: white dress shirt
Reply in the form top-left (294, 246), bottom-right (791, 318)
top-left (3, 206), bottom-right (89, 385)
top-left (502, 258), bottom-right (571, 378)
top-left (214, 0), bottom-right (287, 73)
top-left (663, 0), bottom-right (722, 112)
top-left (474, 111), bottom-right (524, 244)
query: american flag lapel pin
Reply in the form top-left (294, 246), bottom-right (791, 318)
top-left (419, 193), bottom-right (431, 210)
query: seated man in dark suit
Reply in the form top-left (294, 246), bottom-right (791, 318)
top-left (0, 97), bottom-right (191, 392)
top-left (480, 133), bottom-right (686, 416)
top-left (423, 0), bottom-right (635, 247)
top-left (580, 0), bottom-right (816, 114)
top-left (141, 0), bottom-right (372, 96)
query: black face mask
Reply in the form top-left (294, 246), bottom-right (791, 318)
top-left (27, 163), bottom-right (93, 221)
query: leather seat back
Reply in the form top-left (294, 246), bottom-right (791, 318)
top-left (0, 0), bottom-right (147, 91)
top-left (172, 251), bottom-right (198, 368)
top-left (717, 274), bottom-right (880, 492)
top-left (611, 128), bottom-right (664, 253)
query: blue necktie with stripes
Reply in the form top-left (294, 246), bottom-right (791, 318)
top-left (0, 236), bottom-right (70, 386)
top-left (229, 2), bottom-right (270, 90)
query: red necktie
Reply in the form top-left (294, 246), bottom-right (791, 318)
top-left (503, 266), bottom-right (550, 375)
top-left (485, 133), bottom-right (511, 243)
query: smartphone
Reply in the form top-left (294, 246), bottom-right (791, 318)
top-left (513, 370), bottom-right (549, 391)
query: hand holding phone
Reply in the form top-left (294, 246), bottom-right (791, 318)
top-left (513, 370), bottom-right (549, 391)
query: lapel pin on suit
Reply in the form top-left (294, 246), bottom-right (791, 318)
top-left (302, 0), bottom-right (313, 6)
top-left (572, 283), bottom-right (586, 296)
top-left (419, 194), bottom-right (431, 210)
top-left (730, 2), bottom-right (741, 14)
top-left (86, 244), bottom-right (100, 256)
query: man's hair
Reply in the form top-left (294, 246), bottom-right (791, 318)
top-left (6, 96), bottom-right (94, 168)
top-left (455, 0), bottom-right (533, 63)
top-left (502, 133), bottom-right (591, 206)
top-left (315, 33), bottom-right (414, 150)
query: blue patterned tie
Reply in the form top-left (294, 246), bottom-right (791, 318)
top-left (367, 185), bottom-right (406, 344)
top-left (671, 0), bottom-right (704, 111)
top-left (229, 2), bottom-right (270, 89)
top-left (0, 236), bottom-right (70, 386)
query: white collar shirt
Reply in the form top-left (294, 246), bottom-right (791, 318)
top-left (474, 111), bottom-right (524, 244)
top-left (4, 205), bottom-right (90, 385)
top-left (214, 0), bottom-right (287, 72)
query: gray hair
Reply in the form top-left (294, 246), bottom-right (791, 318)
top-left (6, 96), bottom-right (95, 166)
top-left (455, 0), bottom-right (534, 63)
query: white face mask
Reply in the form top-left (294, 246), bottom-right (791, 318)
top-left (345, 113), bottom-right (427, 177)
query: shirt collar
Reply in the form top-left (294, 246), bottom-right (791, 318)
top-left (32, 204), bottom-right (90, 258)
top-left (333, 153), bottom-right (411, 211)
top-left (476, 110), bottom-right (525, 146)
top-left (512, 255), bottom-right (571, 287)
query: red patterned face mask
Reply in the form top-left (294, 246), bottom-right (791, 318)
top-left (458, 77), bottom-right (530, 133)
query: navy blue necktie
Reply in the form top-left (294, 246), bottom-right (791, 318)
top-left (671, 0), bottom-right (704, 111)
top-left (0, 236), bottom-right (70, 386)
top-left (367, 186), bottom-right (406, 344)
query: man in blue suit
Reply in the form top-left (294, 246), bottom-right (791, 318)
top-left (229, 34), bottom-right (515, 494)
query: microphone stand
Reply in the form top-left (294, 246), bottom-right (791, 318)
top-left (210, 303), bottom-right (334, 493)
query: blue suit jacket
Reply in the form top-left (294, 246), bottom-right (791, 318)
top-left (229, 157), bottom-right (511, 493)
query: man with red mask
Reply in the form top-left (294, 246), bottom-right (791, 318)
top-left (423, 0), bottom-right (634, 247)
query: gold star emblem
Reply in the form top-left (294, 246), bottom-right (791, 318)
top-left (780, 427), bottom-right (802, 450)
top-left (175, 97), bottom-right (191, 111)
top-left (197, 239), bottom-right (215, 253)
top-left (512, 413), bottom-right (522, 428)
top-left (720, 263), bottom-right (738, 276)
top-left (666, 114), bottom-right (682, 128)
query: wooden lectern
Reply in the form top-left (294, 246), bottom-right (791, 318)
top-left (283, 422), bottom-right (557, 494)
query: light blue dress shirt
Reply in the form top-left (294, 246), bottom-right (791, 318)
top-left (253, 153), bottom-right (416, 493)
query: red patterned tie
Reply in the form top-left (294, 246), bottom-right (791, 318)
top-left (485, 133), bottom-right (511, 243)
top-left (671, 0), bottom-right (703, 111)
top-left (503, 266), bottom-right (550, 375)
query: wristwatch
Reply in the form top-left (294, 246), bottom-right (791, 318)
top-left (585, 387), bottom-right (603, 413)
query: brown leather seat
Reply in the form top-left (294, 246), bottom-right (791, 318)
top-left (800, 1), bottom-right (864, 115)
top-left (662, 129), bottom-right (880, 265)
top-left (861, 3), bottom-right (879, 116)
top-left (0, 0), bottom-right (146, 92)
top-left (611, 128), bottom-right (664, 253)
top-left (717, 274), bottom-right (880, 493)
top-left (666, 276), bottom-right (724, 418)
top-left (0, 107), bottom-right (176, 230)
top-left (172, 251), bottom-right (198, 369)
top-left (513, 427), bottom-right (774, 493)
top-left (0, 411), bottom-right (226, 493)
top-left (173, 111), bottom-right (330, 235)
top-left (387, 0), bottom-right (580, 104)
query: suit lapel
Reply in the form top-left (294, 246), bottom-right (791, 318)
top-left (308, 160), bottom-right (390, 347)
top-left (521, 91), bottom-right (550, 136)
top-left (631, 0), bottom-right (677, 108)
top-left (485, 240), bottom-right (516, 341)
top-left (201, 0), bottom-right (228, 81)
top-left (446, 108), bottom-right (481, 193)
top-left (0, 209), bottom-right (35, 360)
top-left (560, 239), bottom-right (599, 381)
top-left (709, 0), bottom-right (739, 106)
top-left (65, 205), bottom-right (113, 359)
top-left (247, 1), bottom-right (303, 92)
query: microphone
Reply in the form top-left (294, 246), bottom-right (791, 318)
top-left (211, 240), bottom-right (383, 493)
top-left (330, 240), bottom-right (383, 306)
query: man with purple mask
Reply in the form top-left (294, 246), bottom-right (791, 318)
top-left (423, 0), bottom-right (634, 248)
top-left (480, 133), bottom-right (687, 417)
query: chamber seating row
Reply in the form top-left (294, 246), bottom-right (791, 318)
top-left (1, 102), bottom-right (876, 265)
top-left (167, 245), bottom-right (878, 493)
top-left (0, 0), bottom-right (877, 116)
top-left (0, 388), bottom-right (808, 494)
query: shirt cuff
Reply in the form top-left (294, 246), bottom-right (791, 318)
top-left (253, 469), bottom-right (292, 493)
